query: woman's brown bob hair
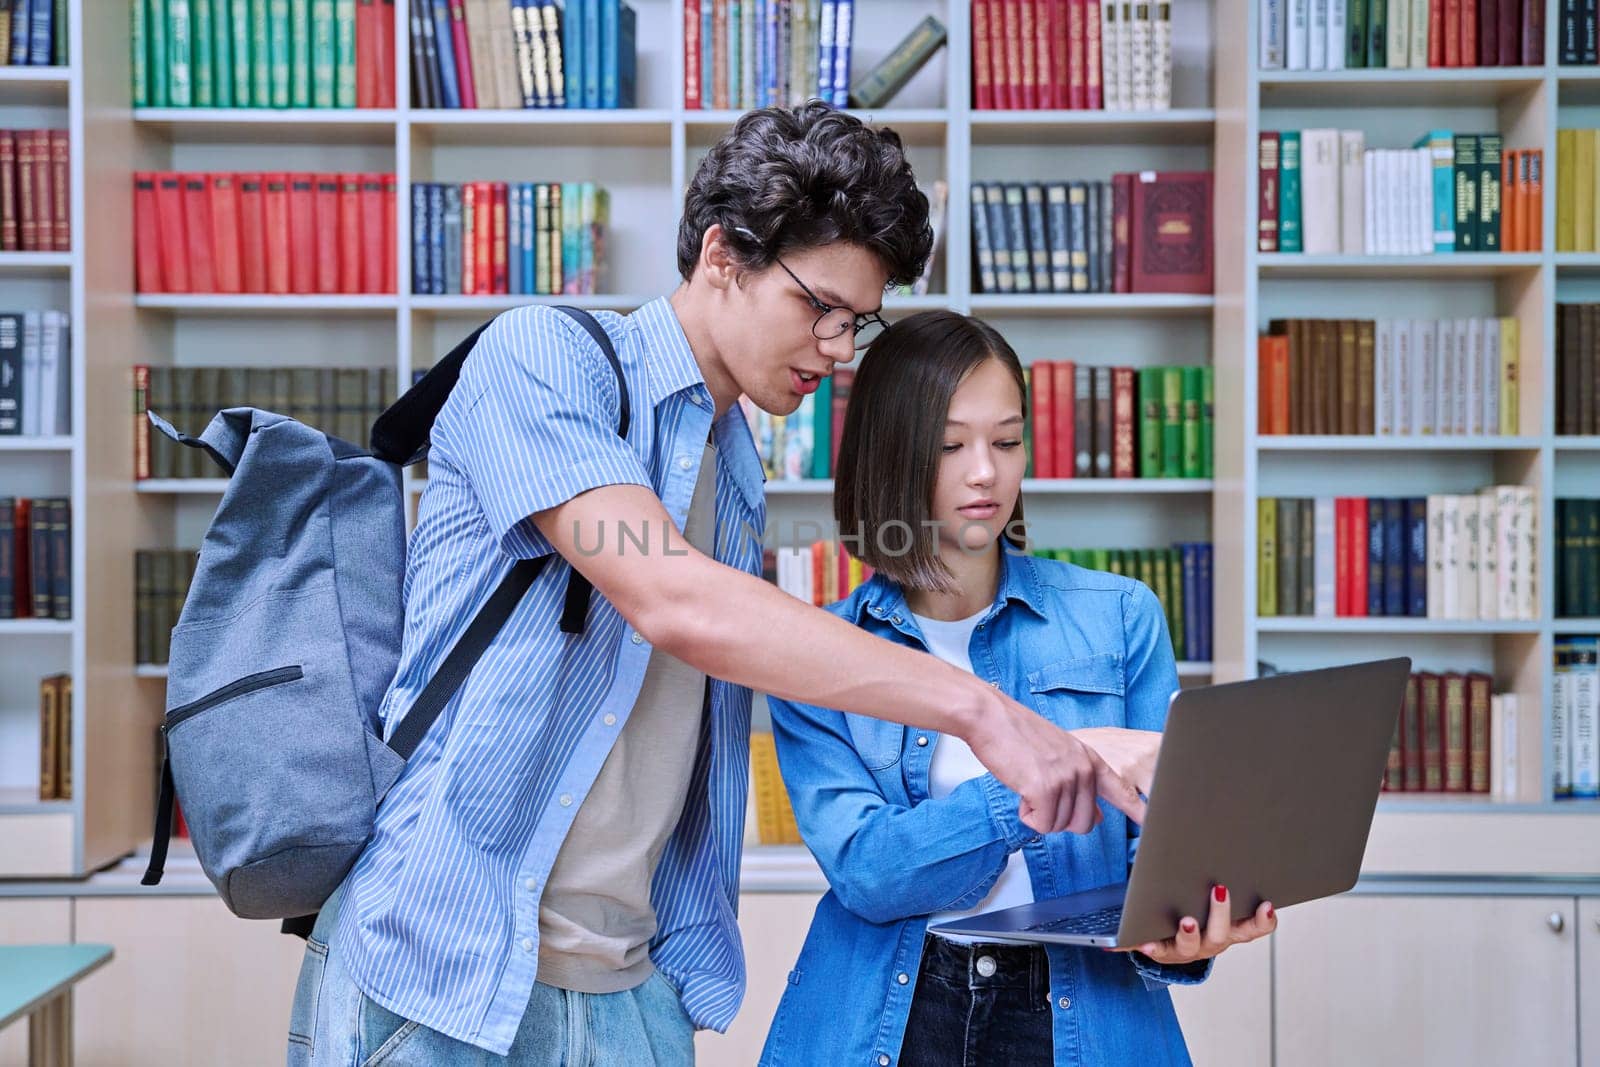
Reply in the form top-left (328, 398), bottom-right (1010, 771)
top-left (833, 309), bottom-right (1028, 593)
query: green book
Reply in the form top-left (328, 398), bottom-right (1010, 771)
top-left (193, 0), bottom-right (214, 105)
top-left (1454, 134), bottom-right (1479, 252)
top-left (1168, 549), bottom-right (1185, 659)
top-left (230, 0), bottom-right (252, 104)
top-left (1138, 366), bottom-right (1162, 477)
top-left (335, 0), bottom-right (356, 107)
top-left (847, 15), bottom-right (947, 109)
top-left (1105, 551), bottom-right (1123, 577)
top-left (169, 0), bottom-right (194, 107)
top-left (1090, 549), bottom-right (1110, 573)
top-left (811, 374), bottom-right (832, 480)
top-left (1161, 367), bottom-right (1183, 479)
top-left (1346, 0), bottom-right (1367, 67)
top-left (269, 0), bottom-right (291, 107)
top-left (1366, 0), bottom-right (1386, 66)
top-left (53, 0), bottom-right (66, 64)
top-left (133, 0), bottom-right (149, 106)
top-left (311, 0), bottom-right (335, 106)
top-left (1181, 366), bottom-right (1202, 478)
top-left (1200, 365), bottom-right (1214, 479)
top-left (212, 0), bottom-right (233, 106)
top-left (149, 0), bottom-right (171, 106)
top-left (1478, 132), bottom-right (1502, 253)
top-left (291, 0), bottom-right (313, 106)
top-left (1279, 131), bottom-right (1302, 253)
top-left (1151, 548), bottom-right (1171, 616)
top-left (252, 0), bottom-right (272, 105)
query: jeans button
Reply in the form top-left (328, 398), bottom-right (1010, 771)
top-left (915, 735), bottom-right (928, 747)
top-left (896, 972), bottom-right (909, 985)
top-left (1058, 996), bottom-right (1071, 1010)
top-left (975, 955), bottom-right (997, 977)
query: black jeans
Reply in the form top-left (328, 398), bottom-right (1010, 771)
top-left (898, 935), bottom-right (1054, 1067)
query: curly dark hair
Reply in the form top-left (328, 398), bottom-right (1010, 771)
top-left (677, 102), bottom-right (934, 289)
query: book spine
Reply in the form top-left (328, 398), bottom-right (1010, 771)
top-left (1279, 131), bottom-right (1302, 252)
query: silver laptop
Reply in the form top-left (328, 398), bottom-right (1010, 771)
top-left (928, 656), bottom-right (1412, 948)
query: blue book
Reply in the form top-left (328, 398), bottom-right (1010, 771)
top-left (582, 0), bottom-right (601, 107)
top-left (410, 183), bottom-right (430, 294)
top-left (617, 1), bottom-right (635, 107)
top-left (427, 183), bottom-right (447, 295)
top-left (816, 0), bottom-right (834, 101)
top-left (1404, 497), bottom-right (1427, 617)
top-left (10, 0), bottom-right (31, 64)
top-left (28, 0), bottom-right (51, 65)
top-left (1382, 498), bottom-right (1404, 618)
top-left (729, 0), bottom-right (742, 106)
top-left (1367, 498), bottom-right (1385, 617)
top-left (831, 0), bottom-right (852, 106)
top-left (599, 0), bottom-right (634, 107)
top-left (1197, 544), bottom-right (1213, 663)
top-left (1180, 544), bottom-right (1200, 664)
top-left (521, 185), bottom-right (536, 294)
top-left (508, 184), bottom-right (523, 297)
top-left (562, 0), bottom-right (580, 108)
top-left (430, 0), bottom-right (461, 108)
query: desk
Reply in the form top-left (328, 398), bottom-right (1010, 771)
top-left (0, 945), bottom-right (113, 1066)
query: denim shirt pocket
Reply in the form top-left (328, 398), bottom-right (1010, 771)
top-left (845, 713), bottom-right (905, 772)
top-left (1026, 652), bottom-right (1127, 728)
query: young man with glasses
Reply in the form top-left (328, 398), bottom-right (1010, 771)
top-left (288, 102), bottom-right (1151, 1065)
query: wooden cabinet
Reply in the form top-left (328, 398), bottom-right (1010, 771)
top-left (1274, 895), bottom-right (1578, 1067)
top-left (1171, 935), bottom-right (1273, 1067)
top-left (0, 898), bottom-right (73, 1065)
top-left (1581, 899), bottom-right (1600, 1067)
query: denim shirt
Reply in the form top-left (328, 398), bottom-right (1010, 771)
top-left (762, 550), bottom-right (1208, 1067)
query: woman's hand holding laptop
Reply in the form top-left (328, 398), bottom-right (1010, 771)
top-left (1119, 883), bottom-right (1279, 965)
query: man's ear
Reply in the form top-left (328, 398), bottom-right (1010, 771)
top-left (699, 224), bottom-right (741, 292)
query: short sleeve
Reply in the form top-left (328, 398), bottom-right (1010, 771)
top-left (433, 306), bottom-right (653, 559)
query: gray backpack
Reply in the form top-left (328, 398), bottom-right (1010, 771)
top-left (139, 307), bottom-right (629, 934)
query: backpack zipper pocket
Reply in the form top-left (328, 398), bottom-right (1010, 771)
top-left (164, 666), bottom-right (305, 733)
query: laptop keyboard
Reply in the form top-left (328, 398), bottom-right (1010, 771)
top-left (1024, 904), bottom-right (1124, 936)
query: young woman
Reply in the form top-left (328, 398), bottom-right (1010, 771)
top-left (761, 310), bottom-right (1276, 1067)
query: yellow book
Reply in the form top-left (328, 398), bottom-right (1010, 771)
top-left (848, 555), bottom-right (866, 592)
top-left (38, 675), bottom-right (58, 801)
top-left (750, 732), bottom-right (802, 845)
top-left (1578, 130), bottom-right (1597, 254)
top-left (56, 674), bottom-right (71, 801)
top-left (1257, 497), bottom-right (1278, 617)
top-left (1499, 317), bottom-right (1519, 436)
top-left (1558, 129), bottom-right (1577, 252)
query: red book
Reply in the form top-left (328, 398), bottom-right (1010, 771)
top-left (30, 131), bottom-right (49, 252)
top-left (685, 0), bottom-right (701, 108)
top-left (491, 182), bottom-right (508, 295)
top-left (48, 131), bottom-right (68, 252)
top-left (154, 173), bottom-right (190, 292)
top-left (1418, 673), bottom-right (1444, 791)
top-left (1001, 0), bottom-right (1023, 109)
top-left (360, 173), bottom-right (385, 294)
top-left (338, 174), bottom-right (361, 293)
top-left (1496, 0), bottom-right (1517, 65)
top-left (1052, 359), bottom-right (1076, 479)
top-left (1527, 150), bottom-right (1543, 252)
top-left (1429, 0), bottom-right (1444, 66)
top-left (474, 181), bottom-right (493, 295)
top-left (1066, 0), bottom-right (1085, 109)
top-left (1350, 497), bottom-right (1369, 617)
top-left (1259, 334), bottom-right (1290, 435)
top-left (208, 174), bottom-right (243, 294)
top-left (1111, 366), bottom-right (1135, 478)
top-left (1461, 0), bottom-right (1477, 67)
top-left (0, 131), bottom-right (15, 250)
top-left (1336, 497), bottom-right (1352, 616)
top-left (356, 0), bottom-right (380, 108)
top-left (1084, 0), bottom-right (1102, 109)
top-left (263, 173), bottom-right (292, 295)
top-left (448, 0), bottom-right (477, 108)
top-left (288, 173), bottom-right (317, 293)
top-left (1111, 172), bottom-right (1132, 292)
top-left (461, 183), bottom-right (477, 295)
top-left (990, 0), bottom-right (1011, 109)
top-left (383, 174), bottom-right (397, 293)
top-left (1031, 360), bottom-right (1054, 478)
top-left (315, 175), bottom-right (340, 293)
top-left (378, 0), bottom-right (397, 106)
top-left (133, 173), bottom-right (163, 293)
top-left (237, 173), bottom-right (268, 293)
top-left (12, 499), bottom-right (31, 618)
top-left (1401, 674), bottom-right (1423, 790)
top-left (1259, 131), bottom-right (1280, 252)
top-left (1522, 0), bottom-right (1544, 65)
top-left (1444, 0), bottom-right (1461, 66)
top-left (1019, 0), bottom-right (1038, 110)
top-left (829, 368), bottom-right (853, 470)
top-left (1128, 171), bottom-right (1213, 294)
top-left (972, 0), bottom-right (994, 109)
top-left (1035, 0), bottom-right (1054, 111)
top-left (182, 175), bottom-right (217, 293)
top-left (15, 132), bottom-right (35, 251)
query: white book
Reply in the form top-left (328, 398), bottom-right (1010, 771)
top-left (36, 311), bottom-right (61, 437)
top-left (1572, 639), bottom-right (1600, 798)
top-left (1416, 148), bottom-right (1434, 254)
top-left (1117, 1), bottom-right (1136, 111)
top-left (1394, 320), bottom-right (1415, 435)
top-left (1482, 316), bottom-right (1500, 437)
top-left (1130, 1), bottom-right (1153, 110)
top-left (1477, 489), bottom-right (1498, 620)
top-left (1102, 2), bottom-right (1122, 111)
top-left (1339, 130), bottom-right (1365, 252)
top-left (1387, 0), bottom-right (1410, 68)
top-left (1495, 485), bottom-right (1519, 620)
top-left (1459, 494), bottom-right (1480, 620)
top-left (1490, 694), bottom-right (1504, 799)
top-left (1441, 495), bottom-right (1461, 620)
top-left (1375, 320), bottom-right (1394, 434)
top-left (1152, 1), bottom-right (1172, 109)
top-left (1300, 129), bottom-right (1342, 254)
top-left (1436, 318), bottom-right (1455, 434)
top-left (1465, 318), bottom-right (1485, 435)
top-left (1409, 0), bottom-right (1429, 66)
top-left (1516, 485), bottom-right (1536, 620)
top-left (1500, 693), bottom-right (1519, 801)
top-left (1554, 640), bottom-right (1572, 797)
top-left (1261, 0), bottom-right (1286, 69)
top-left (1416, 319), bottom-right (1437, 434)
top-left (1327, 0), bottom-right (1347, 70)
top-left (1372, 151), bottom-right (1389, 255)
top-left (1314, 496), bottom-right (1337, 617)
top-left (1409, 149), bottom-right (1427, 254)
top-left (1426, 494), bottom-right (1446, 618)
top-left (1287, 0), bottom-right (1309, 69)
top-left (1363, 150), bottom-right (1378, 254)
top-left (1453, 319), bottom-right (1472, 434)
top-left (1309, 0), bottom-right (1327, 68)
top-left (19, 311), bottom-right (41, 436)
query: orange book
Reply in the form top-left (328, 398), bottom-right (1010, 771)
top-left (208, 174), bottom-right (243, 294)
top-left (492, 182), bottom-right (508, 295)
top-left (288, 173), bottom-right (317, 294)
top-left (238, 173), bottom-right (268, 293)
top-left (1031, 360), bottom-right (1054, 478)
top-left (182, 174), bottom-right (217, 293)
top-left (810, 541), bottom-right (825, 606)
top-left (338, 174), bottom-right (362, 294)
top-left (360, 173), bottom-right (385, 294)
top-left (382, 174), bottom-right (397, 292)
top-left (1526, 149), bottom-right (1543, 252)
top-left (1258, 334), bottom-right (1290, 435)
top-left (461, 183), bottom-right (477, 295)
top-left (133, 173), bottom-right (163, 292)
top-left (30, 131), bottom-right (49, 252)
top-left (1112, 366), bottom-right (1136, 478)
top-left (1501, 150), bottom-right (1518, 251)
top-left (263, 173), bottom-right (292, 295)
top-left (474, 181), bottom-right (493, 295)
top-left (155, 173), bottom-right (190, 292)
top-left (1051, 358), bottom-right (1075, 480)
top-left (315, 175), bottom-right (340, 293)
top-left (0, 131), bottom-right (15, 250)
top-left (16, 131), bottom-right (36, 251)
top-left (133, 364), bottom-right (152, 480)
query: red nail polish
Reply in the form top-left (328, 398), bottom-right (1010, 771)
top-left (1267, 905), bottom-right (1275, 920)
top-left (1181, 919), bottom-right (1197, 933)
top-left (1214, 885), bottom-right (1227, 904)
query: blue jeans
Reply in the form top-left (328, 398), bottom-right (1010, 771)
top-left (287, 888), bottom-right (695, 1066)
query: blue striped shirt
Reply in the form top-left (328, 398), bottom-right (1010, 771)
top-left (333, 298), bottom-right (768, 1055)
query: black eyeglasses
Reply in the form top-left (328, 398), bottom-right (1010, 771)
top-left (771, 257), bottom-right (891, 350)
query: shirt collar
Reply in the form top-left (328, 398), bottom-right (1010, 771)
top-left (850, 545), bottom-right (1048, 628)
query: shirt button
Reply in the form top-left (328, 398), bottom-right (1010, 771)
top-left (915, 736), bottom-right (928, 747)
top-left (678, 456), bottom-right (693, 471)
top-left (976, 622), bottom-right (985, 629)
top-left (631, 633), bottom-right (643, 645)
top-left (603, 713), bottom-right (617, 726)
top-left (525, 879), bottom-right (537, 891)
top-left (976, 955), bottom-right (997, 977)
top-left (521, 938), bottom-right (535, 952)
top-left (878, 1057), bottom-right (890, 1066)
top-left (1058, 996), bottom-right (1071, 1010)
top-left (559, 794), bottom-right (573, 807)
top-left (896, 972), bottom-right (909, 985)
top-left (989, 681), bottom-right (1000, 688)
top-left (891, 615), bottom-right (902, 624)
